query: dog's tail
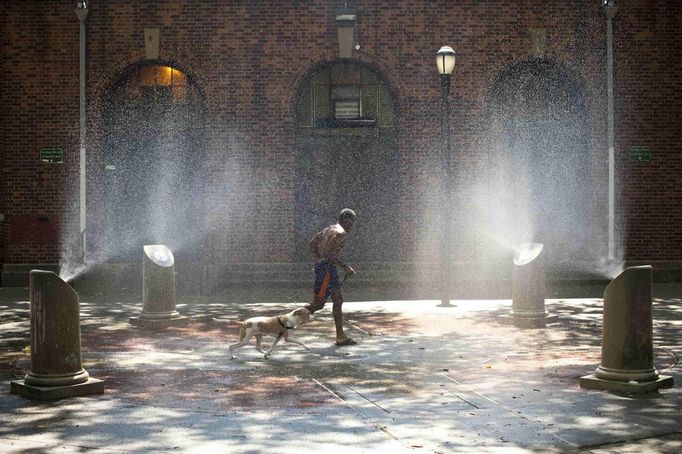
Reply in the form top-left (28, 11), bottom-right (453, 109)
top-left (212, 317), bottom-right (242, 325)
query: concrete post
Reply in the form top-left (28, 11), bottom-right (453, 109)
top-left (10, 270), bottom-right (104, 400)
top-left (503, 243), bottom-right (557, 328)
top-left (130, 245), bottom-right (188, 328)
top-left (580, 265), bottom-right (674, 393)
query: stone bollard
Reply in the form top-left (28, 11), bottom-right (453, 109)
top-left (130, 245), bottom-right (188, 328)
top-left (10, 270), bottom-right (104, 400)
top-left (580, 265), bottom-right (674, 393)
top-left (502, 243), bottom-right (557, 328)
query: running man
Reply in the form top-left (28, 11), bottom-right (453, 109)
top-left (305, 208), bottom-right (357, 346)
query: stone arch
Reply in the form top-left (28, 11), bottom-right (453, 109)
top-left (290, 58), bottom-right (401, 262)
top-left (89, 52), bottom-right (208, 147)
top-left (284, 53), bottom-right (404, 123)
top-left (91, 49), bottom-right (207, 106)
top-left (89, 60), bottom-right (207, 262)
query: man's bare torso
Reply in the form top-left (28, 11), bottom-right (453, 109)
top-left (309, 223), bottom-right (347, 264)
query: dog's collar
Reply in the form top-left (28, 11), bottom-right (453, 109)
top-left (278, 318), bottom-right (294, 330)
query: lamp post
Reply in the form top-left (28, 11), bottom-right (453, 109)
top-left (436, 46), bottom-right (456, 307)
top-left (75, 1), bottom-right (89, 261)
top-left (602, 0), bottom-right (617, 261)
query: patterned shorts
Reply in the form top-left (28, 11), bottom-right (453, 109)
top-left (313, 260), bottom-right (340, 302)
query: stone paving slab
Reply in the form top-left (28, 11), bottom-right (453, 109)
top-left (582, 433), bottom-right (682, 454)
top-left (1, 287), bottom-right (681, 453)
top-left (0, 394), bottom-right (407, 454)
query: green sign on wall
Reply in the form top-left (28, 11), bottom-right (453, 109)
top-left (629, 146), bottom-right (651, 161)
top-left (40, 147), bottom-right (63, 164)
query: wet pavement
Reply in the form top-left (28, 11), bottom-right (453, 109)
top-left (1, 284), bottom-right (681, 453)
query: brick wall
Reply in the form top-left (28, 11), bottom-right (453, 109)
top-left (1, 0), bottom-right (681, 268)
top-left (614, 2), bottom-right (682, 261)
top-left (1, 1), bottom-right (79, 264)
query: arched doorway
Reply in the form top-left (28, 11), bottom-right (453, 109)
top-left (94, 64), bottom-right (205, 261)
top-left (293, 61), bottom-right (399, 262)
top-left (489, 59), bottom-right (590, 261)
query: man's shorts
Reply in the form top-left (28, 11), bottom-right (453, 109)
top-left (313, 260), bottom-right (340, 302)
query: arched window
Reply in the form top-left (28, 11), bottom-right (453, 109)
top-left (296, 61), bottom-right (395, 129)
top-left (293, 61), bottom-right (399, 262)
top-left (93, 64), bottom-right (204, 261)
top-left (109, 65), bottom-right (193, 102)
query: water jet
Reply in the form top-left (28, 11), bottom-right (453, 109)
top-left (502, 243), bottom-right (557, 328)
top-left (130, 245), bottom-right (189, 328)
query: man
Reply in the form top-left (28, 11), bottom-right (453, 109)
top-left (305, 208), bottom-right (357, 346)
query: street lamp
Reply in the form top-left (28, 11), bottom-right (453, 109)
top-left (436, 46), bottom-right (456, 307)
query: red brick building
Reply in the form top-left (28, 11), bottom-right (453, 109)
top-left (1, 1), bottom-right (680, 288)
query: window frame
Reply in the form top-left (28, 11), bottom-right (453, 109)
top-left (298, 61), bottom-right (394, 129)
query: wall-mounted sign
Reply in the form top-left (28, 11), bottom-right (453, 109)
top-left (629, 146), bottom-right (651, 161)
top-left (40, 147), bottom-right (63, 164)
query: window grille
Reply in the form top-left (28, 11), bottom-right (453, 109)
top-left (296, 61), bottom-right (394, 128)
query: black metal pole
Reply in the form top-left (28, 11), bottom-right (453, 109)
top-left (440, 73), bottom-right (453, 307)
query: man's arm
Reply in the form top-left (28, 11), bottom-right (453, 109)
top-left (308, 231), bottom-right (322, 259)
top-left (325, 234), bottom-right (355, 274)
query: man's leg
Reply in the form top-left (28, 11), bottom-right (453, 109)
top-left (307, 262), bottom-right (331, 315)
top-left (331, 289), bottom-right (348, 343)
top-left (306, 294), bottom-right (326, 314)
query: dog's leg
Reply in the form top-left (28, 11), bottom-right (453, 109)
top-left (255, 334), bottom-right (264, 353)
top-left (228, 330), bottom-right (254, 359)
top-left (264, 333), bottom-right (284, 358)
top-left (228, 341), bottom-right (248, 359)
top-left (285, 335), bottom-right (310, 350)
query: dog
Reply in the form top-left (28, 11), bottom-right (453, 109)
top-left (228, 307), bottom-right (311, 359)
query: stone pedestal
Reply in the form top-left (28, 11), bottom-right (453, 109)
top-left (502, 243), bottom-right (557, 328)
top-left (130, 245), bottom-right (188, 328)
top-left (580, 265), bottom-right (674, 393)
top-left (10, 270), bottom-right (104, 400)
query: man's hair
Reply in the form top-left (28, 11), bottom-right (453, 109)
top-left (338, 208), bottom-right (356, 222)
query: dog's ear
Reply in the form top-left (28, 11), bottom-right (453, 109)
top-left (294, 307), bottom-right (311, 320)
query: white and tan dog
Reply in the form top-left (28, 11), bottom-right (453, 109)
top-left (228, 307), bottom-right (311, 359)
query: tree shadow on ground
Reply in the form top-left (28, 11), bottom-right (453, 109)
top-left (1, 293), bottom-right (680, 452)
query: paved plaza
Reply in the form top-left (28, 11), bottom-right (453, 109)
top-left (1, 283), bottom-right (681, 453)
